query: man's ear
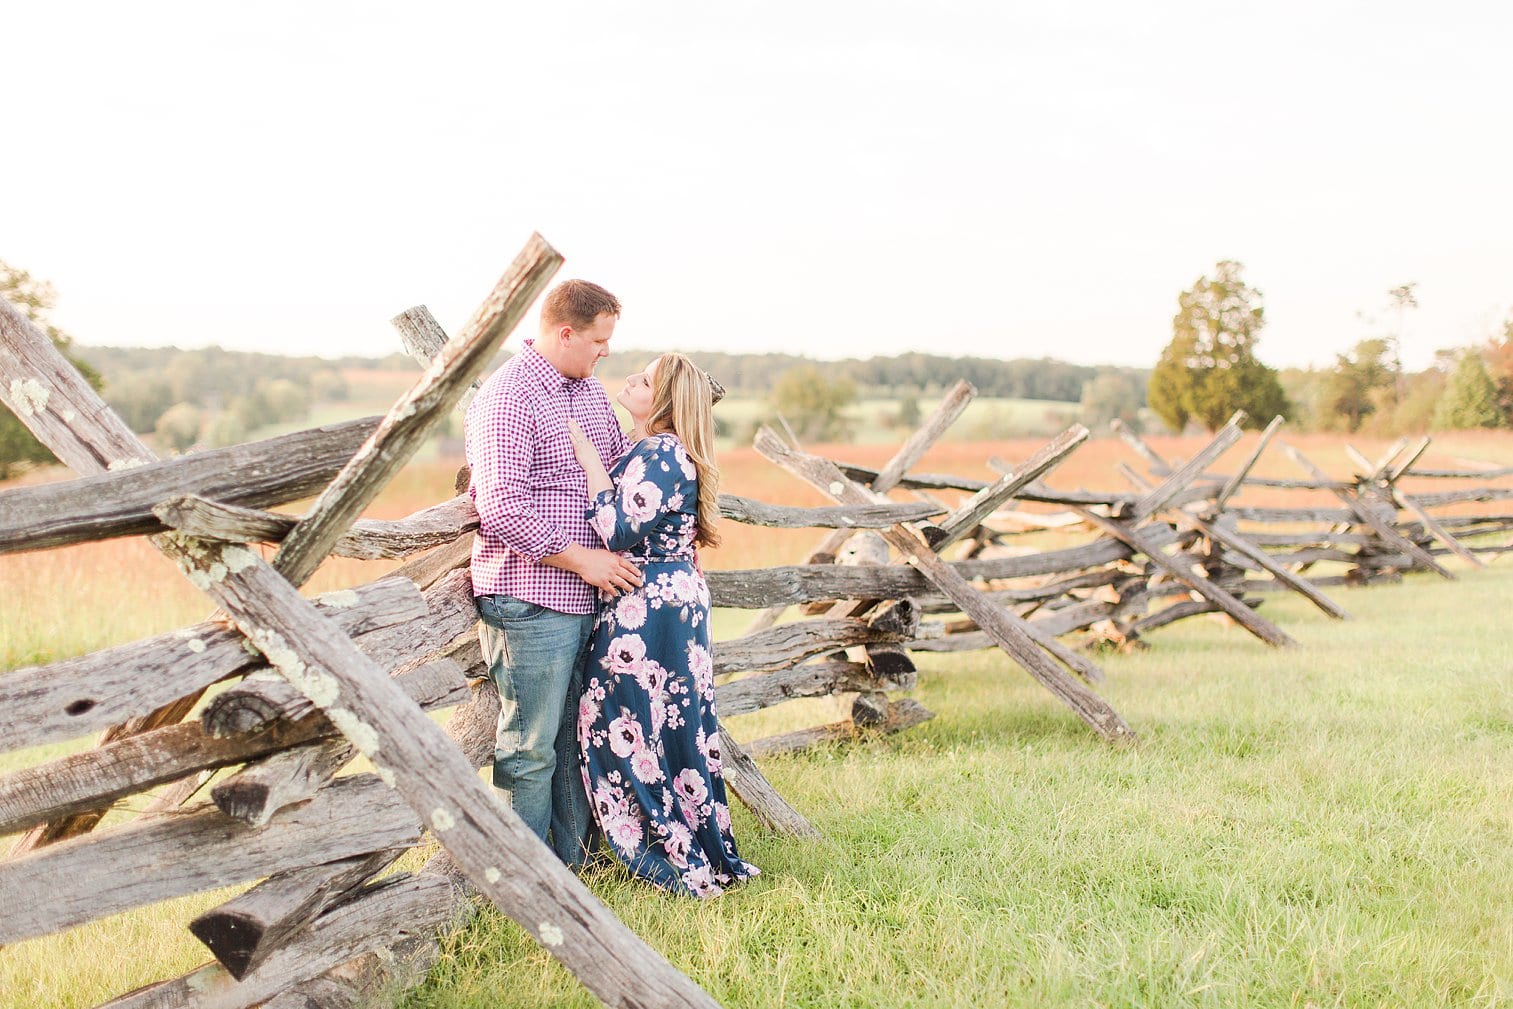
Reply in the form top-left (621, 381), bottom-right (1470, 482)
top-left (554, 324), bottom-right (575, 346)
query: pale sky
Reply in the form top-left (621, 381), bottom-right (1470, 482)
top-left (6, 1), bottom-right (1511, 371)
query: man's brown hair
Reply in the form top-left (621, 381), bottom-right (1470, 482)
top-left (541, 279), bottom-right (621, 331)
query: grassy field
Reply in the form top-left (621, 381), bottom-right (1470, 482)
top-left (397, 567), bottom-right (1513, 1009)
top-left (2, 431), bottom-right (1511, 1007)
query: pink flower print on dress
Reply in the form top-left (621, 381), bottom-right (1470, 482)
top-left (633, 658), bottom-right (668, 700)
top-left (622, 479), bottom-right (663, 526)
top-left (687, 642), bottom-right (713, 697)
top-left (672, 441), bottom-right (696, 481)
top-left (607, 714), bottom-right (645, 758)
top-left (681, 863), bottom-right (719, 897)
top-left (669, 569), bottom-right (699, 604)
top-left (622, 452), bottom-right (647, 487)
top-left (630, 748), bottom-right (664, 784)
top-left (591, 503), bottom-right (617, 540)
top-left (593, 782), bottom-right (628, 821)
top-left (662, 820), bottom-right (693, 868)
top-left (604, 634), bottom-right (647, 678)
top-left (648, 692), bottom-right (666, 737)
top-left (614, 592), bottom-right (647, 630)
top-left (714, 801), bottom-right (732, 833)
top-left (673, 768), bottom-right (708, 809)
top-left (697, 727), bottom-right (723, 773)
top-left (603, 809), bottom-right (644, 856)
top-left (578, 694), bottom-right (598, 749)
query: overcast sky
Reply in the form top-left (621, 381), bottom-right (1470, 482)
top-left (6, 1), bottom-right (1510, 371)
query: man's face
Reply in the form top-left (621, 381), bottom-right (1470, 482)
top-left (558, 312), bottom-right (616, 379)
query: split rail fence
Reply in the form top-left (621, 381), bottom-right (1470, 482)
top-left (3, 243), bottom-right (1511, 1007)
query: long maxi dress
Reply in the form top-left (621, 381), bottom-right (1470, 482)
top-left (577, 432), bottom-right (759, 897)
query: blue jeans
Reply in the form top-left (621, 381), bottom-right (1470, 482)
top-left (476, 594), bottom-right (595, 868)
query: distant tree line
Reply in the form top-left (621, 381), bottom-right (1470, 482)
top-left (74, 344), bottom-right (353, 449)
top-left (607, 349), bottom-right (1141, 403)
top-left (5, 258), bottom-right (1509, 480)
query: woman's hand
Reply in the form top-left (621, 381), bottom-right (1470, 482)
top-left (567, 420), bottom-right (597, 464)
top-left (569, 419), bottom-right (615, 498)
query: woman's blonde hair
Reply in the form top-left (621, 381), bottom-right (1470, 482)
top-left (645, 353), bottom-right (721, 549)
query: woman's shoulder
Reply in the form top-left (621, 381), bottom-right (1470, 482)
top-left (631, 432), bottom-right (682, 455)
top-left (629, 433), bottom-right (696, 482)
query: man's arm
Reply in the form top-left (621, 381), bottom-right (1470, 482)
top-left (467, 387), bottom-right (641, 594)
top-left (467, 386), bottom-right (570, 560)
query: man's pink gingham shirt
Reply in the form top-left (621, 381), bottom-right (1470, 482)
top-left (464, 340), bottom-right (630, 614)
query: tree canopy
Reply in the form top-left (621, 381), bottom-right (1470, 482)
top-left (1147, 261), bottom-right (1289, 432)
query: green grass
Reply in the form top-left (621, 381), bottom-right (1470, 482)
top-left (4, 567), bottom-right (1510, 1007)
top-left (394, 566), bottom-right (1513, 1009)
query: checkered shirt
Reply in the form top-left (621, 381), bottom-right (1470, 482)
top-left (464, 339), bottom-right (630, 613)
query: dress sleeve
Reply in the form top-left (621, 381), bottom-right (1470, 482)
top-left (586, 436), bottom-right (694, 553)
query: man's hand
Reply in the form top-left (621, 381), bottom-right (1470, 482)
top-left (545, 544), bottom-right (643, 595)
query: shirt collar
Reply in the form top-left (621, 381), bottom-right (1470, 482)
top-left (519, 338), bottom-right (583, 393)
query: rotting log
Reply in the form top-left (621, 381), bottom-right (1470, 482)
top-left (0, 416), bottom-right (382, 555)
top-left (153, 495), bottom-right (479, 561)
top-left (714, 661), bottom-right (873, 716)
top-left (742, 380), bottom-right (976, 634)
top-left (705, 530), bottom-right (1178, 609)
top-left (712, 614), bottom-right (918, 677)
top-left (746, 699), bottom-right (936, 757)
top-left (0, 774), bottom-right (422, 943)
top-left (0, 658), bottom-right (466, 836)
top-left (99, 873), bottom-right (460, 1009)
top-left (392, 304), bottom-right (485, 412)
top-left (188, 851), bottom-right (401, 981)
top-left (719, 494), bottom-right (942, 529)
top-left (1071, 507), bottom-right (1296, 648)
top-left (1285, 444), bottom-right (1453, 579)
top-left (200, 569), bottom-right (478, 737)
top-left (925, 424), bottom-right (1089, 552)
top-left (754, 427), bottom-right (1134, 743)
top-left (0, 576), bottom-right (425, 757)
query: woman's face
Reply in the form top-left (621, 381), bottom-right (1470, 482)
top-left (617, 356), bottom-right (659, 425)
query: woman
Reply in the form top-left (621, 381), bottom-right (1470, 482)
top-left (566, 353), bottom-right (759, 898)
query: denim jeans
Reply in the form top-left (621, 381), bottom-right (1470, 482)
top-left (476, 594), bottom-right (595, 868)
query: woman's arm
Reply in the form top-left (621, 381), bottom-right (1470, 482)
top-left (568, 419), bottom-right (614, 498)
top-left (585, 436), bottom-right (693, 553)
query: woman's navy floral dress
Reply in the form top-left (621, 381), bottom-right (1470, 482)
top-left (578, 433), bottom-right (759, 897)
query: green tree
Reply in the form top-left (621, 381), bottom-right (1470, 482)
top-left (1147, 261), bottom-right (1289, 432)
top-left (204, 411), bottom-right (248, 448)
top-left (893, 393), bottom-right (922, 430)
top-left (154, 401), bottom-right (203, 452)
top-left (769, 364), bottom-right (856, 442)
top-left (1393, 368), bottom-right (1448, 433)
top-left (0, 262), bottom-right (103, 478)
top-left (1317, 338), bottom-right (1394, 432)
top-left (1432, 352), bottom-right (1502, 430)
top-left (1078, 372), bottom-right (1145, 431)
top-left (1485, 315), bottom-right (1513, 425)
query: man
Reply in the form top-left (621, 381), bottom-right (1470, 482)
top-left (465, 279), bottom-right (642, 867)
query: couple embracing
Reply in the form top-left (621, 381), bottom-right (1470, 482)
top-left (463, 279), bottom-right (758, 898)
